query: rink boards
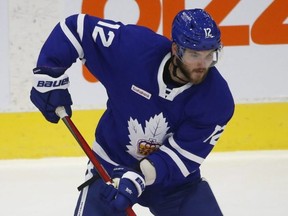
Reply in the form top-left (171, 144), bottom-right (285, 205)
top-left (1, 102), bottom-right (288, 159)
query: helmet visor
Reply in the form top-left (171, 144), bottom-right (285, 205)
top-left (177, 46), bottom-right (222, 68)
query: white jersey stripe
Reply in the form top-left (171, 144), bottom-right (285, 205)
top-left (92, 141), bottom-right (119, 166)
top-left (76, 161), bottom-right (94, 216)
top-left (77, 14), bottom-right (85, 41)
top-left (60, 20), bottom-right (84, 59)
top-left (160, 145), bottom-right (190, 177)
top-left (169, 136), bottom-right (205, 164)
top-left (76, 185), bottom-right (88, 216)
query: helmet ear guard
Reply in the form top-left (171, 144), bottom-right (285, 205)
top-left (210, 47), bottom-right (222, 67)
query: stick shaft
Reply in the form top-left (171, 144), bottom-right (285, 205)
top-left (60, 115), bottom-right (136, 216)
top-left (62, 116), bottom-right (110, 182)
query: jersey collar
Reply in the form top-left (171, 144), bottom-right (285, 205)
top-left (157, 53), bottom-right (192, 101)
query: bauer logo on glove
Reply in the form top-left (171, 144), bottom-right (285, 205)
top-left (33, 74), bottom-right (70, 93)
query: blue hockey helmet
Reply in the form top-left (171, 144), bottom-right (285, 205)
top-left (172, 9), bottom-right (221, 51)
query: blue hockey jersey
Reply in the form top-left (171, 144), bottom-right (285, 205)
top-left (36, 14), bottom-right (234, 188)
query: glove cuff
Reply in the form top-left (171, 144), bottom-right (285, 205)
top-left (122, 171), bottom-right (145, 197)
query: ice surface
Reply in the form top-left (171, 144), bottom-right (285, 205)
top-left (1, 151), bottom-right (287, 216)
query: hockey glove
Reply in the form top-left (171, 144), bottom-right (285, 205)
top-left (101, 166), bottom-right (146, 212)
top-left (30, 67), bottom-right (72, 123)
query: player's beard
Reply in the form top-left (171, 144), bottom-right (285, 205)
top-left (176, 57), bottom-right (209, 85)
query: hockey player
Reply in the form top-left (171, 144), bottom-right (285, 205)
top-left (30, 8), bottom-right (234, 216)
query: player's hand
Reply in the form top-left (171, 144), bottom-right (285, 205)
top-left (101, 166), bottom-right (146, 212)
top-left (30, 67), bottom-right (72, 123)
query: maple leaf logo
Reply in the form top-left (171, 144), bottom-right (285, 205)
top-left (127, 113), bottom-right (170, 160)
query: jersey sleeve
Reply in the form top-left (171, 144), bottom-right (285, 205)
top-left (147, 119), bottom-right (227, 186)
top-left (35, 14), bottom-right (163, 82)
top-left (36, 14), bottom-right (85, 69)
top-left (36, 14), bottom-right (126, 77)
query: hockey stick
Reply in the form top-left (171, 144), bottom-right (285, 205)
top-left (55, 106), bottom-right (136, 216)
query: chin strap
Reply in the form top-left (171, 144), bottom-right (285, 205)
top-left (171, 59), bottom-right (189, 84)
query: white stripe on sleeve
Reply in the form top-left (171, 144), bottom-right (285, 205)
top-left (77, 14), bottom-right (85, 41)
top-left (92, 141), bottom-right (119, 166)
top-left (169, 136), bottom-right (205, 165)
top-left (60, 18), bottom-right (84, 59)
top-left (159, 145), bottom-right (190, 177)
